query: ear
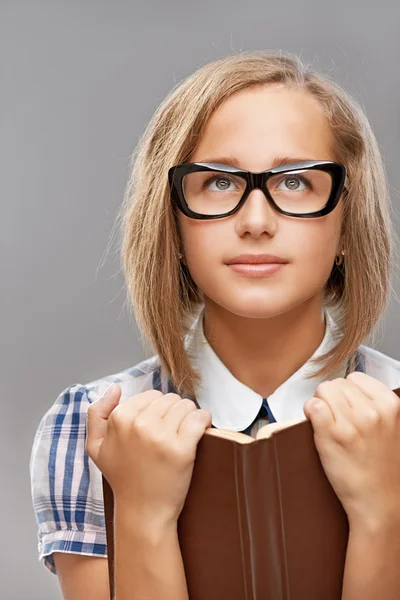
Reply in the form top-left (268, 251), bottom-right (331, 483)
top-left (335, 238), bottom-right (342, 255)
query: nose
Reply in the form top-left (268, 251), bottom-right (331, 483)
top-left (234, 187), bottom-right (278, 238)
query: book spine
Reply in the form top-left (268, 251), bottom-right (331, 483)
top-left (271, 436), bottom-right (291, 599)
top-left (233, 443), bottom-right (255, 600)
top-left (237, 440), bottom-right (290, 600)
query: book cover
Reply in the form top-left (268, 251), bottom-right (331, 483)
top-left (103, 386), bottom-right (400, 600)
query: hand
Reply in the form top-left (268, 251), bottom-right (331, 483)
top-left (303, 372), bottom-right (400, 529)
top-left (86, 384), bottom-right (212, 527)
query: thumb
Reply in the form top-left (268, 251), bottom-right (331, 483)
top-left (86, 383), bottom-right (121, 461)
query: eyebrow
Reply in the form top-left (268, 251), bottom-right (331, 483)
top-left (195, 155), bottom-right (317, 169)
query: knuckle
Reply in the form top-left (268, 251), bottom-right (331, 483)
top-left (334, 423), bottom-right (358, 445)
top-left (138, 389), bottom-right (163, 400)
top-left (164, 393), bottom-right (190, 409)
top-left (128, 390), bottom-right (163, 407)
top-left (330, 377), bottom-right (347, 390)
top-left (315, 380), bottom-right (332, 396)
top-left (359, 408), bottom-right (380, 429)
top-left (162, 441), bottom-right (183, 461)
top-left (346, 371), bottom-right (364, 383)
top-left (133, 417), bottom-right (167, 446)
top-left (108, 404), bottom-right (125, 428)
top-left (136, 421), bottom-right (168, 451)
top-left (133, 414), bottom-right (150, 434)
top-left (184, 398), bottom-right (198, 409)
top-left (163, 393), bottom-right (183, 401)
top-left (151, 436), bottom-right (185, 465)
top-left (346, 371), bottom-right (358, 382)
top-left (176, 398), bottom-right (197, 411)
top-left (87, 401), bottom-right (99, 417)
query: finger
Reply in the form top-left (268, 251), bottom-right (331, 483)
top-left (311, 380), bottom-right (366, 444)
top-left (346, 371), bottom-right (400, 418)
top-left (303, 396), bottom-right (333, 428)
top-left (86, 383), bottom-right (121, 459)
top-left (163, 398), bottom-right (199, 432)
top-left (136, 393), bottom-right (184, 423)
top-left (342, 376), bottom-right (395, 431)
top-left (120, 389), bottom-right (165, 419)
top-left (178, 408), bottom-right (212, 443)
top-left (345, 371), bottom-right (391, 402)
top-left (314, 380), bottom-right (354, 424)
top-left (338, 377), bottom-right (381, 420)
top-left (336, 378), bottom-right (373, 410)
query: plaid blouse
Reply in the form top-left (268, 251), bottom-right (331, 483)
top-left (30, 317), bottom-right (400, 575)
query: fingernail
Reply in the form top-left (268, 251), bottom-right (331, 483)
top-left (103, 383), bottom-right (116, 399)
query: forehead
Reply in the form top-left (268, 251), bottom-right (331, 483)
top-left (189, 84), bottom-right (336, 170)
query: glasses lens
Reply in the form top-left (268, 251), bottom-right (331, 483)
top-left (182, 168), bottom-right (333, 215)
top-left (266, 169), bottom-right (333, 214)
top-left (182, 170), bottom-right (246, 216)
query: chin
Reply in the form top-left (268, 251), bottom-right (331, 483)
top-left (209, 293), bottom-right (295, 320)
top-left (203, 273), bottom-right (316, 317)
top-left (230, 305), bottom-right (290, 319)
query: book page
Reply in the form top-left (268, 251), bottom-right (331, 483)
top-left (255, 418), bottom-right (305, 440)
top-left (203, 427), bottom-right (254, 444)
top-left (203, 418), bottom-right (306, 443)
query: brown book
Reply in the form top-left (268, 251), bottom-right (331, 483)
top-left (102, 386), bottom-right (400, 600)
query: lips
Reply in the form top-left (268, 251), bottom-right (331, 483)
top-left (226, 254), bottom-right (289, 265)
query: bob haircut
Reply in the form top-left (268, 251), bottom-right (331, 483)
top-left (116, 49), bottom-right (397, 399)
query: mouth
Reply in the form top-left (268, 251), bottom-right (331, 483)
top-left (227, 262), bottom-right (287, 277)
top-left (225, 253), bottom-right (289, 277)
top-left (225, 253), bottom-right (289, 266)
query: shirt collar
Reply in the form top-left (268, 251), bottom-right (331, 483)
top-left (184, 307), bottom-right (347, 430)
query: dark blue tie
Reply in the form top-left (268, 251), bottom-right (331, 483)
top-left (239, 397), bottom-right (276, 436)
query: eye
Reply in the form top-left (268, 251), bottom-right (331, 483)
top-left (203, 175), bottom-right (238, 191)
top-left (276, 175), bottom-right (309, 191)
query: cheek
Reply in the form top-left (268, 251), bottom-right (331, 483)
top-left (179, 219), bottom-right (233, 296)
top-left (179, 218), bottom-right (225, 263)
top-left (291, 220), bottom-right (341, 277)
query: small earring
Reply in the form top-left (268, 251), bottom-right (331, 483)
top-left (179, 253), bottom-right (183, 259)
top-left (335, 249), bottom-right (346, 266)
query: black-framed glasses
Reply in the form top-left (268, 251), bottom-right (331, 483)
top-left (168, 160), bottom-right (348, 219)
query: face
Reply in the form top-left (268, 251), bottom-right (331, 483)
top-left (177, 84), bottom-right (344, 319)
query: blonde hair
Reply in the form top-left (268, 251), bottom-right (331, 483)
top-left (117, 49), bottom-right (397, 398)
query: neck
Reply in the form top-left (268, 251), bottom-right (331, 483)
top-left (202, 297), bottom-right (326, 398)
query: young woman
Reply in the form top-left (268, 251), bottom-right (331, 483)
top-left (30, 50), bottom-right (400, 599)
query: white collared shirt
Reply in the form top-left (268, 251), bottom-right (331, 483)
top-left (184, 307), bottom-right (351, 435)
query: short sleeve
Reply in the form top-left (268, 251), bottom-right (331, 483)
top-left (29, 384), bottom-right (107, 575)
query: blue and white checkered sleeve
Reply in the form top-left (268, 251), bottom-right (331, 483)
top-left (29, 384), bottom-right (107, 575)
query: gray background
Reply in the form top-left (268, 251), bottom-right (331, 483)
top-left (2, 1), bottom-right (400, 598)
